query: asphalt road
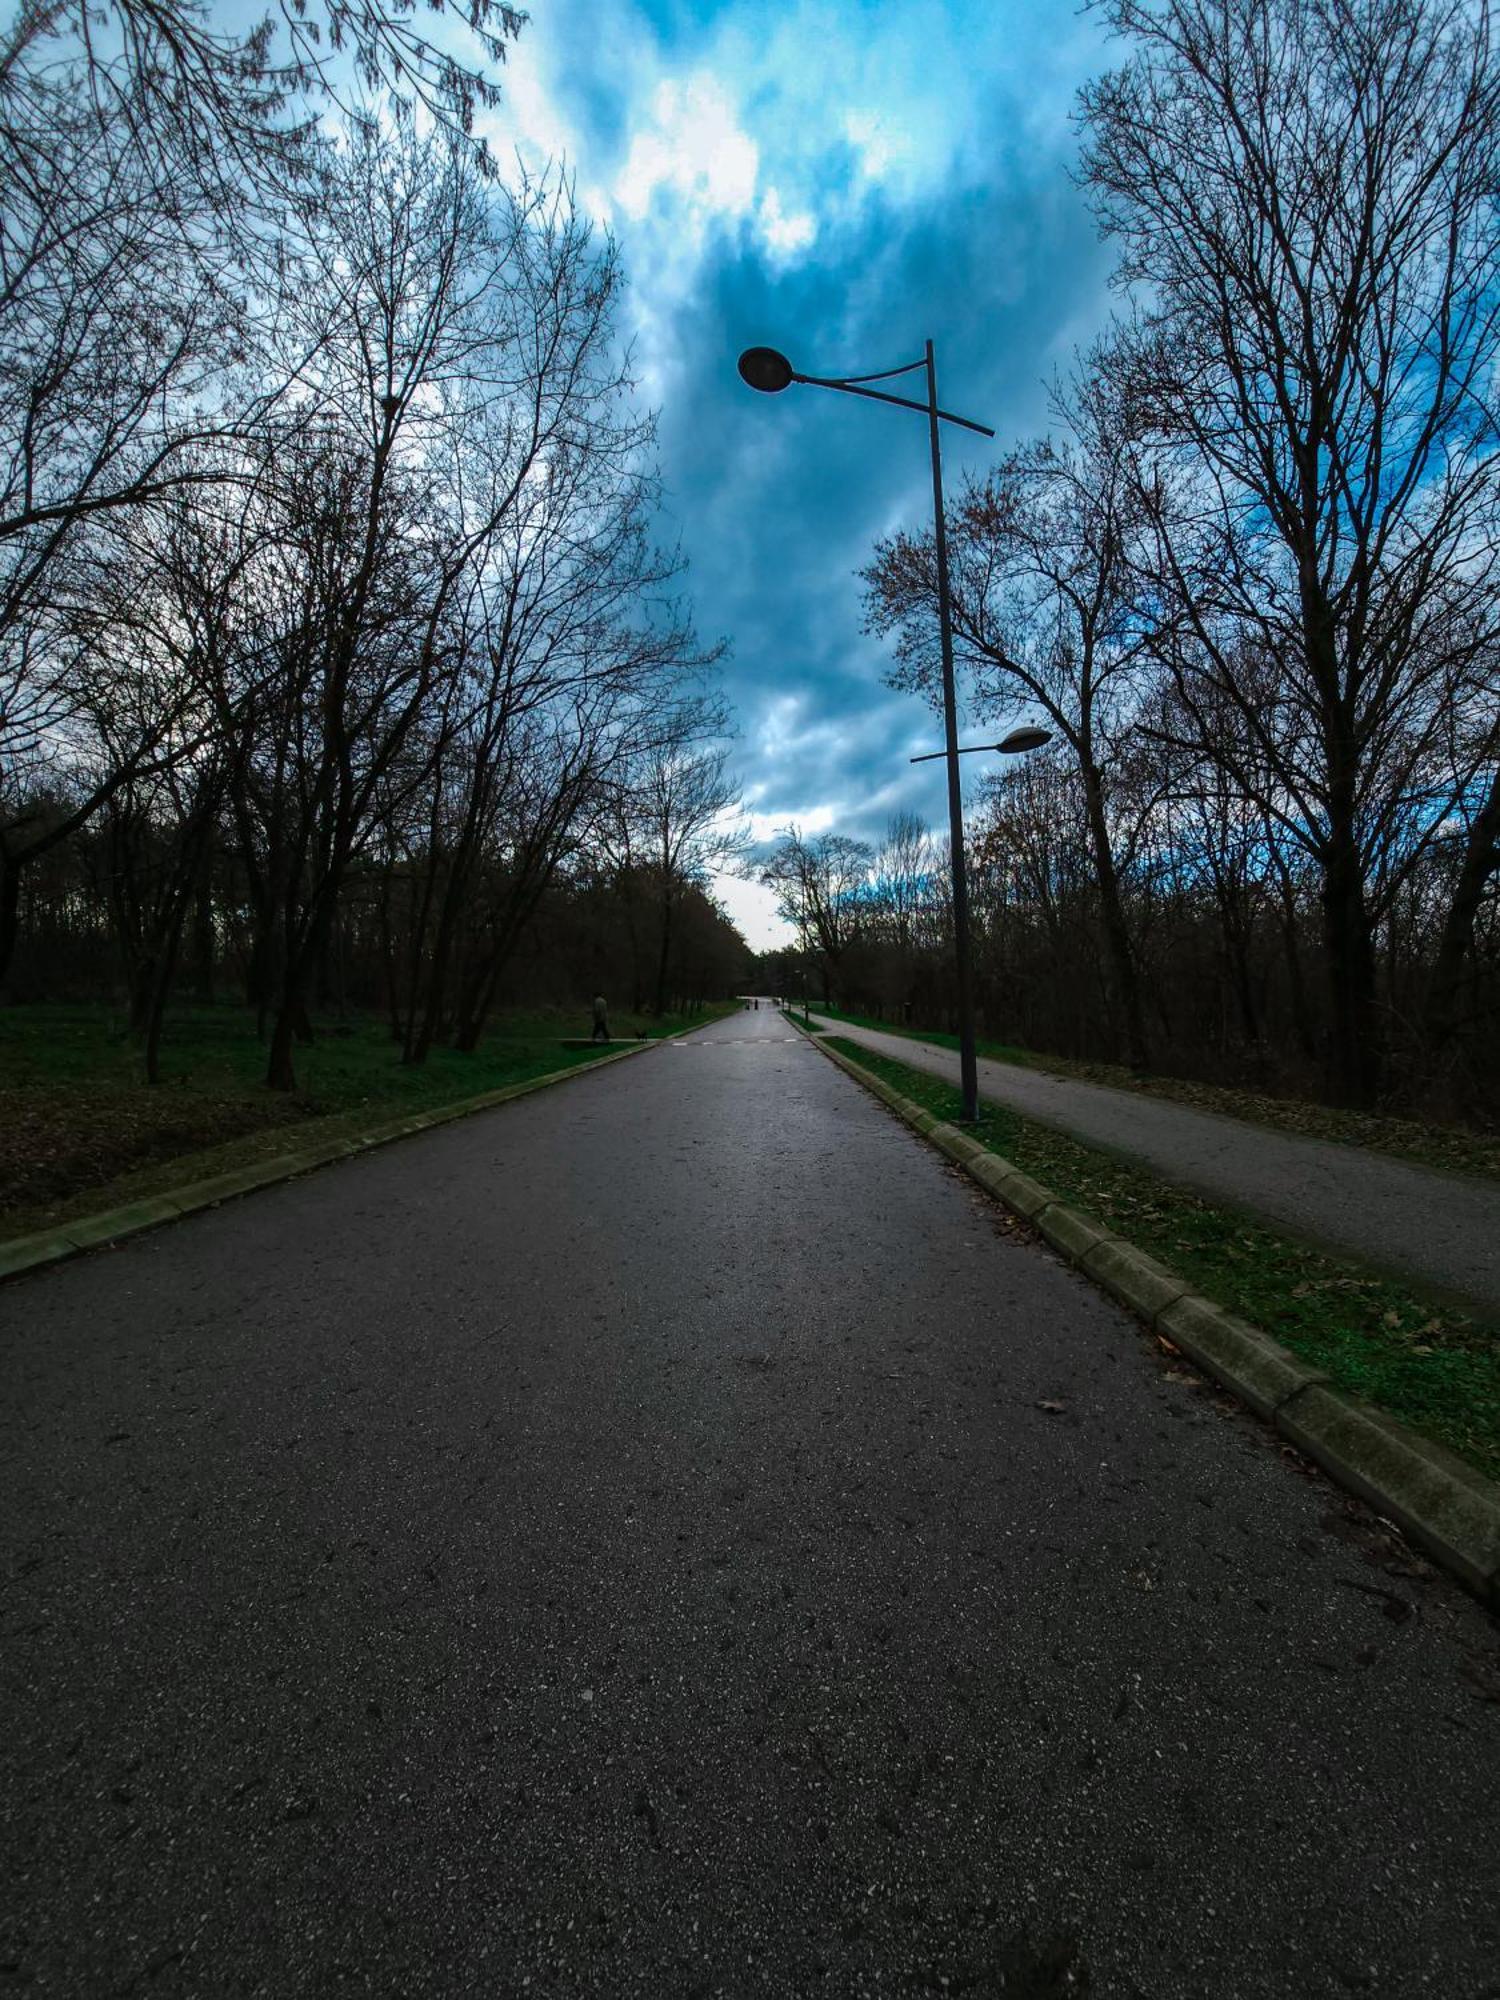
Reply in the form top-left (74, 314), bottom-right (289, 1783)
top-left (3, 1003), bottom-right (1499, 2000)
top-left (807, 1013), bottom-right (1500, 1319)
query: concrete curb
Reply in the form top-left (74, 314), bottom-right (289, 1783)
top-left (0, 1040), bottom-right (652, 1288)
top-left (811, 1030), bottom-right (1500, 1612)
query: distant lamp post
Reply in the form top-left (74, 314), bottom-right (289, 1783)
top-left (738, 337), bottom-right (998, 1119)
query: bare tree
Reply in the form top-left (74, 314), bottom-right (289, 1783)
top-left (0, 11), bottom-right (762, 1063)
top-left (0, 1), bottom-right (526, 997)
top-left (864, 367), bottom-right (1159, 1067)
top-left (618, 698), bottom-right (745, 1016)
top-left (361, 170), bottom-right (713, 1063)
top-left (1080, 0), bottom-right (1500, 1103)
top-left (0, 68), bottom-right (249, 982)
top-left (4, 1), bottom-right (523, 187)
top-left (761, 829), bottom-right (874, 1005)
top-left (218, 129), bottom-right (530, 1088)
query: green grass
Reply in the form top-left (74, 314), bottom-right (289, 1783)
top-left (0, 1001), bottom-right (735, 1241)
top-left (822, 1034), bottom-right (1500, 1485)
top-left (810, 1004), bottom-right (1500, 1184)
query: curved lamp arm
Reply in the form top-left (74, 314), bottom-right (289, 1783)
top-left (738, 346), bottom-right (995, 437)
top-left (794, 370), bottom-right (996, 437)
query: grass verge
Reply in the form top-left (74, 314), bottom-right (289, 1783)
top-left (822, 1033), bottom-right (1500, 1485)
top-left (1, 1002), bottom-right (733, 1241)
top-left (810, 1004), bottom-right (1500, 1185)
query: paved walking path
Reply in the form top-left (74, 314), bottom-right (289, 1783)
top-left (809, 1012), bottom-right (1500, 1318)
top-left (3, 1005), bottom-right (1499, 1998)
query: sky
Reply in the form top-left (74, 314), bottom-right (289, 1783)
top-left (478, 0), bottom-right (1122, 946)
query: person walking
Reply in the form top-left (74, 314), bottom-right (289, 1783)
top-left (591, 994), bottom-right (610, 1044)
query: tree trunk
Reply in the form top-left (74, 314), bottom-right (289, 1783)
top-left (1425, 761), bottom-right (1500, 1052)
top-left (622, 879), bottom-right (643, 1011)
top-left (142, 898), bottom-right (191, 1086)
top-left (376, 865), bottom-right (406, 1042)
top-left (1276, 878), bottom-right (1318, 1064)
top-left (1081, 764), bottom-right (1150, 1071)
top-left (1320, 824), bottom-right (1381, 1107)
top-left (266, 1003), bottom-right (300, 1092)
top-left (0, 845), bottom-right (23, 989)
top-left (191, 871), bottom-right (216, 1005)
top-left (128, 956), bottom-right (157, 1039)
top-left (399, 849), bottom-right (445, 1064)
top-left (250, 917), bottom-right (278, 1040)
top-left (266, 906), bottom-right (328, 1089)
top-left (653, 885), bottom-right (674, 1016)
top-left (0, 849), bottom-right (20, 991)
top-left (411, 860), bottom-right (471, 1065)
top-left (1216, 892), bottom-right (1262, 1053)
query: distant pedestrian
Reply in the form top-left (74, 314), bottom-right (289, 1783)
top-left (591, 994), bottom-right (610, 1043)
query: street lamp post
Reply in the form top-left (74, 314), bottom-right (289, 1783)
top-left (921, 340), bottom-right (982, 1124)
top-left (737, 339), bottom-right (998, 1120)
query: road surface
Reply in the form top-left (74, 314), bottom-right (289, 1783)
top-left (808, 1011), bottom-right (1500, 1319)
top-left (3, 1004), bottom-right (1499, 1998)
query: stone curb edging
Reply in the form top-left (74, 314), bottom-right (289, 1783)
top-left (811, 1030), bottom-right (1500, 1613)
top-left (0, 1040), bottom-right (653, 1289)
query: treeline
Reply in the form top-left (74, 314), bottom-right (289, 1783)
top-left (0, 2), bottom-right (748, 1087)
top-left (769, 0), bottom-right (1500, 1120)
top-left (16, 823), bottom-right (750, 1045)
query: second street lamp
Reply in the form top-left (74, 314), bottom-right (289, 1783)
top-left (911, 724), bottom-right (1054, 764)
top-left (737, 338), bottom-right (995, 1120)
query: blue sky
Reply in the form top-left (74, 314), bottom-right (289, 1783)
top-left (482, 0), bottom-right (1120, 944)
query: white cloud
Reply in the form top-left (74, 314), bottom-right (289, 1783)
top-left (615, 74), bottom-right (759, 225)
top-left (841, 106), bottom-right (915, 187)
top-left (759, 186), bottom-right (816, 257)
top-left (757, 694), bottom-right (807, 763)
top-left (494, 41), bottom-right (583, 181)
top-left (484, 0), bottom-right (1070, 418)
top-left (743, 804), bottom-right (837, 843)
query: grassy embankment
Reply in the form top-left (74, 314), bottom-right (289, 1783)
top-left (808, 1003), bottom-right (1500, 1184)
top-left (819, 1032), bottom-right (1500, 1484)
top-left (1, 1001), bottom-right (734, 1242)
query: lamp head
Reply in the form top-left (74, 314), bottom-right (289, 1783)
top-left (997, 725), bottom-right (1053, 755)
top-left (738, 346), bottom-right (795, 394)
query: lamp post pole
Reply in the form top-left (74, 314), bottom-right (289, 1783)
top-left (735, 339), bottom-right (1003, 1123)
top-left (923, 339), bottom-right (979, 1124)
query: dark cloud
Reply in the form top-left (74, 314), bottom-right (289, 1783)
top-left (653, 126), bottom-right (1115, 848)
top-left (495, 0), bottom-right (1119, 932)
